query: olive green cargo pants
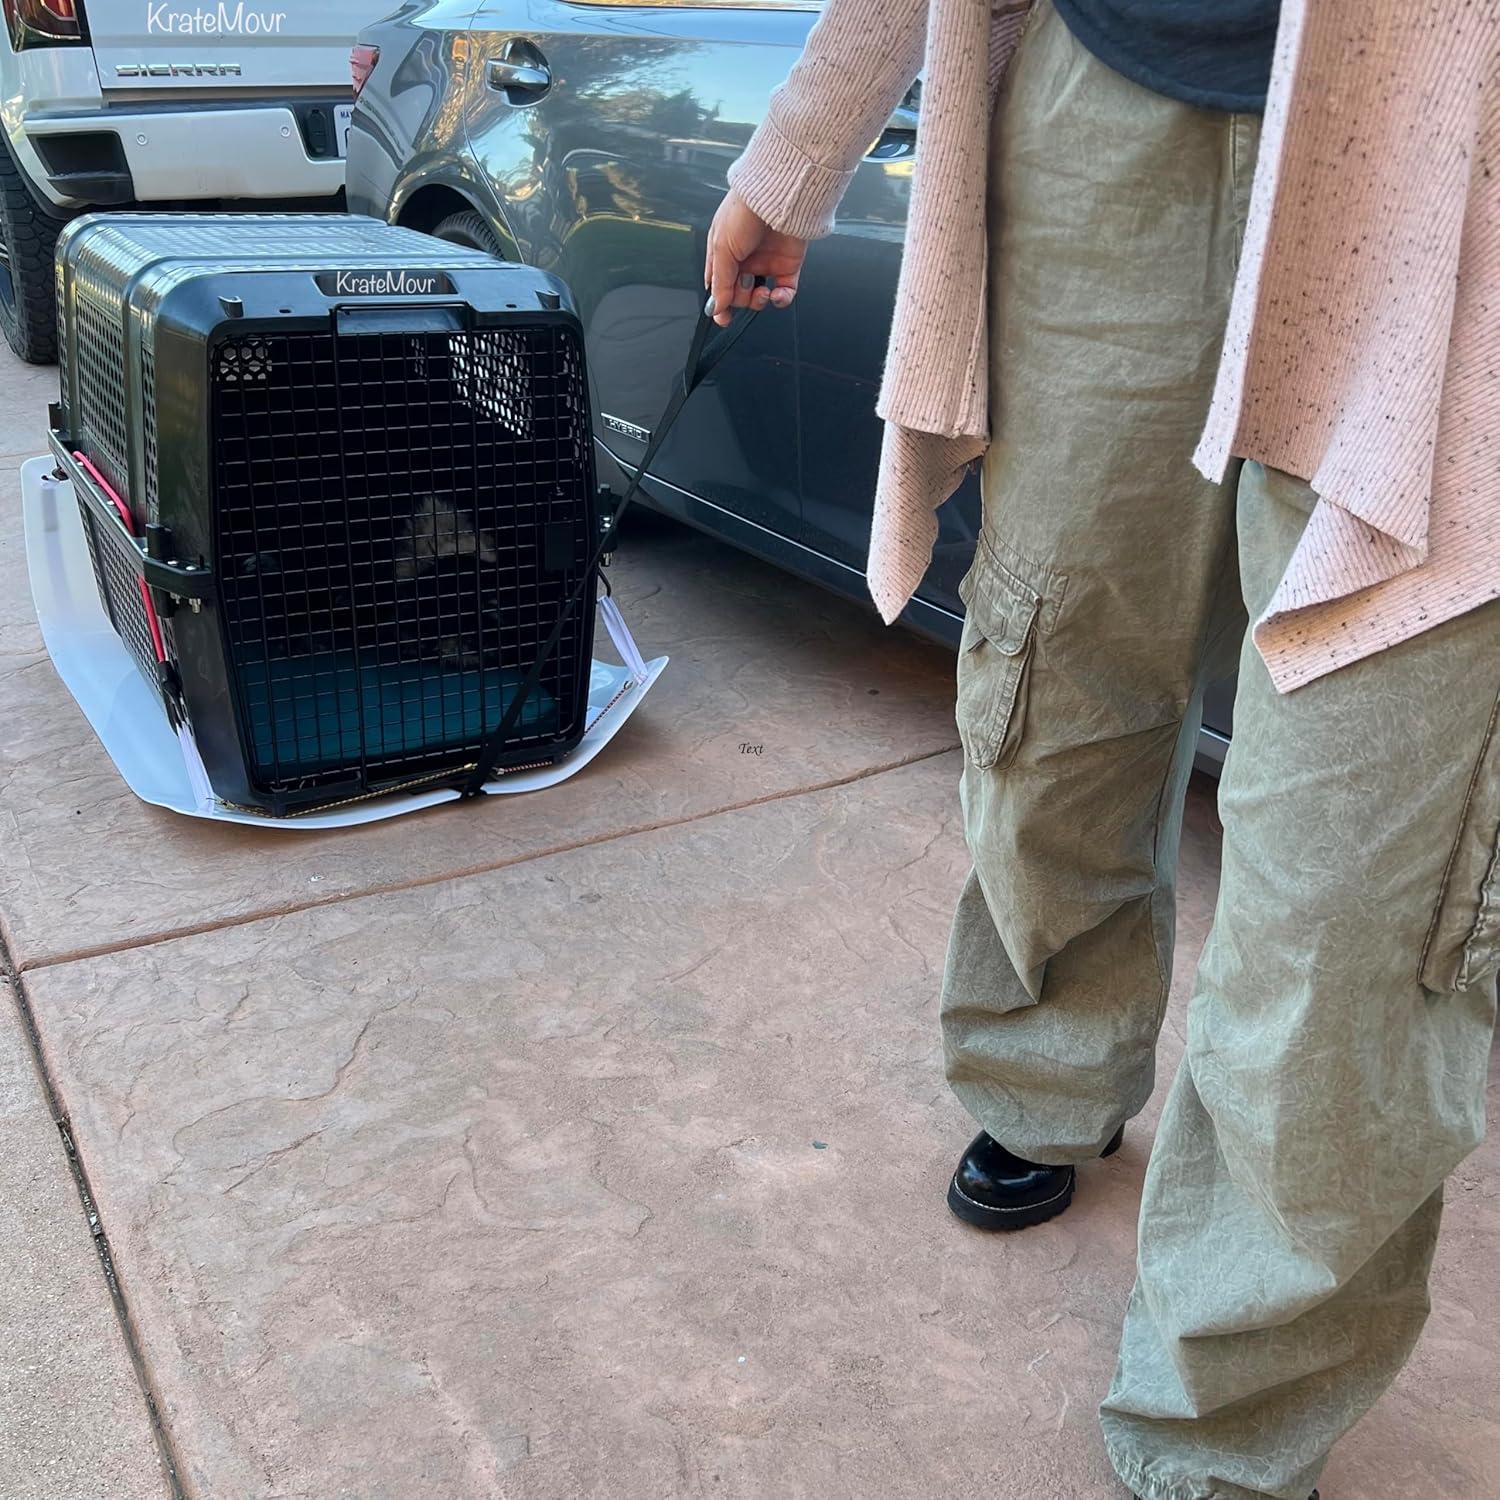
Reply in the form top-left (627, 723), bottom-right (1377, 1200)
top-left (941, 7), bottom-right (1500, 1498)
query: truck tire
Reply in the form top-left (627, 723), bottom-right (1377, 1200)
top-left (430, 210), bottom-right (504, 258)
top-left (0, 136), bottom-right (70, 364)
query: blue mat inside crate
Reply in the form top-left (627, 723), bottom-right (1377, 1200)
top-left (239, 649), bottom-right (559, 775)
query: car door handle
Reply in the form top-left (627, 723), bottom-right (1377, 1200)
top-left (488, 43), bottom-right (551, 104)
top-left (867, 97), bottom-right (918, 159)
top-left (489, 59), bottom-right (550, 92)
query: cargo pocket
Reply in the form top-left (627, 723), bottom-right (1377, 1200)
top-left (1420, 694), bottom-right (1500, 993)
top-left (954, 537), bottom-right (1053, 772)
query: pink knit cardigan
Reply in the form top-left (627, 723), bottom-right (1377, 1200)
top-left (726, 0), bottom-right (1498, 691)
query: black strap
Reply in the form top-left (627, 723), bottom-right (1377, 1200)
top-left (462, 303), bottom-right (759, 794)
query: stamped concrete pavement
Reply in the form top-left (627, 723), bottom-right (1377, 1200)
top-left (0, 979), bottom-right (169, 1498)
top-left (2, 341), bottom-right (1496, 1498)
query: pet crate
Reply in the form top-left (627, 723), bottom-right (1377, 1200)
top-left (50, 213), bottom-right (598, 816)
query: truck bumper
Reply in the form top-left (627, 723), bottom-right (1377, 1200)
top-left (23, 103), bottom-right (347, 208)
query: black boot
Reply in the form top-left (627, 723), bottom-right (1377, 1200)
top-left (946, 1124), bottom-right (1124, 1231)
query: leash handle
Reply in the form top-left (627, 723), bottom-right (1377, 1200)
top-left (461, 302), bottom-right (760, 795)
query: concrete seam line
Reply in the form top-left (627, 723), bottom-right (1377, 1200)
top-left (0, 932), bottom-right (189, 1500)
top-left (18, 742), bottom-right (962, 974)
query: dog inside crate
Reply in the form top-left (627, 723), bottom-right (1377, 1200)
top-left (214, 325), bottom-right (575, 785)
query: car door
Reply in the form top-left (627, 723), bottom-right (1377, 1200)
top-left (461, 0), bottom-right (813, 544)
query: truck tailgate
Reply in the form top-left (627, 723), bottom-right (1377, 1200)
top-left (89, 1), bottom-right (375, 91)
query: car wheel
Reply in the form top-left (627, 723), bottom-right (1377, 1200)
top-left (430, 209), bottom-right (504, 258)
top-left (0, 136), bottom-right (69, 364)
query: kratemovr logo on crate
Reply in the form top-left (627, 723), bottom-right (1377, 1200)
top-left (315, 270), bottom-right (458, 297)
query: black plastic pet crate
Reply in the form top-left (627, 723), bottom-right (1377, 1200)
top-left (50, 214), bottom-right (598, 815)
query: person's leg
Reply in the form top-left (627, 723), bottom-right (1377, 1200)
top-left (1101, 462), bottom-right (1500, 1500)
top-left (941, 0), bottom-right (1258, 1166)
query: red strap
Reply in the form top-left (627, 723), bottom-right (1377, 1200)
top-left (73, 450), bottom-right (168, 665)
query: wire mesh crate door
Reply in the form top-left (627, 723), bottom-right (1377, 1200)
top-left (210, 319), bottom-right (592, 799)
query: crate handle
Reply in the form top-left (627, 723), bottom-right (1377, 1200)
top-left (333, 302), bottom-right (468, 335)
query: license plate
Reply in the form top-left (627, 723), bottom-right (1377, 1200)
top-left (335, 104), bottom-right (354, 158)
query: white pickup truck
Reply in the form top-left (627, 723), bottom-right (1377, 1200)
top-left (0, 0), bottom-right (380, 361)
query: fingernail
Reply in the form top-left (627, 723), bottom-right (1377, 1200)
top-left (704, 294), bottom-right (716, 316)
top-left (771, 288), bottom-right (793, 307)
top-left (738, 273), bottom-right (754, 290)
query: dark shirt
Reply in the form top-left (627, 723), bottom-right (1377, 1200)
top-left (1051, 0), bottom-right (1281, 113)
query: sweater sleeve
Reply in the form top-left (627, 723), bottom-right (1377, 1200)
top-left (725, 0), bottom-right (930, 240)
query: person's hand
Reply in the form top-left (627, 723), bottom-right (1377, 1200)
top-left (704, 189), bottom-right (807, 327)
